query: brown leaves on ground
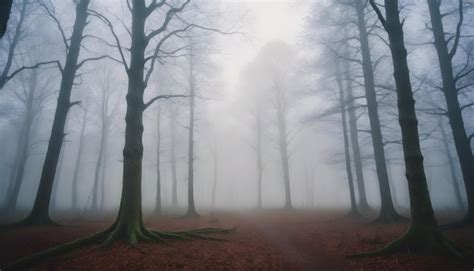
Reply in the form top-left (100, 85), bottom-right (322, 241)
top-left (0, 210), bottom-right (473, 270)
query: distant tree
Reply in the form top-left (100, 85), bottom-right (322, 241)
top-left (71, 98), bottom-right (90, 212)
top-left (335, 57), bottom-right (359, 215)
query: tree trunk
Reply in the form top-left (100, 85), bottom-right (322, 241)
top-left (5, 68), bottom-right (37, 215)
top-left (155, 105), bottom-right (162, 215)
top-left (105, 0), bottom-right (148, 244)
top-left (354, 0), bottom-right (400, 222)
top-left (364, 0), bottom-right (459, 255)
top-left (276, 90), bottom-right (292, 210)
top-left (22, 0), bottom-right (90, 226)
top-left (91, 124), bottom-right (107, 211)
top-left (170, 105), bottom-right (178, 208)
top-left (344, 57), bottom-right (370, 211)
top-left (71, 108), bottom-right (88, 212)
top-left (256, 108), bottom-right (263, 209)
top-left (0, 0), bottom-right (13, 39)
top-left (100, 136), bottom-right (108, 211)
top-left (51, 133), bottom-right (67, 212)
top-left (0, 0), bottom-right (26, 88)
top-left (427, 0), bottom-right (474, 223)
top-left (336, 61), bottom-right (359, 215)
top-left (438, 117), bottom-right (465, 210)
top-left (211, 145), bottom-right (218, 210)
top-left (186, 60), bottom-right (198, 217)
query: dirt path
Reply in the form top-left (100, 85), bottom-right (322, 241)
top-left (240, 212), bottom-right (349, 270)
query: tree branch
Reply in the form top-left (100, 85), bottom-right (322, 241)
top-left (143, 94), bottom-right (187, 110)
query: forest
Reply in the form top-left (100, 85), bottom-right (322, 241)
top-left (0, 0), bottom-right (473, 270)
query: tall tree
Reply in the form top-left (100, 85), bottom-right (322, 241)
top-left (15, 0), bottom-right (92, 226)
top-left (336, 58), bottom-right (359, 215)
top-left (0, 0), bottom-right (13, 39)
top-left (169, 103), bottom-right (179, 208)
top-left (438, 117), bottom-right (465, 211)
top-left (426, 0), bottom-right (474, 225)
top-left (353, 0), bottom-right (401, 222)
top-left (186, 40), bottom-right (199, 217)
top-left (71, 101), bottom-right (89, 212)
top-left (358, 0), bottom-right (461, 256)
top-left (343, 56), bottom-right (371, 212)
top-left (155, 103), bottom-right (162, 215)
top-left (4, 67), bottom-right (50, 215)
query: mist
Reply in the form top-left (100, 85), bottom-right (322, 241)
top-left (0, 0), bottom-right (473, 270)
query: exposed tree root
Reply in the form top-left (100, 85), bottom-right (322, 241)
top-left (349, 225), bottom-right (464, 259)
top-left (3, 222), bottom-right (234, 270)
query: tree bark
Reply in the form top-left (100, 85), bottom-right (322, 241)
top-left (354, 0), bottom-right (400, 222)
top-left (427, 0), bottom-right (474, 223)
top-left (22, 0), bottom-right (91, 226)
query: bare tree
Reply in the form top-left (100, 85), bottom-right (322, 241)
top-left (71, 99), bottom-right (90, 212)
top-left (426, 0), bottom-right (474, 225)
top-left (335, 58), bottom-right (359, 215)
top-left (356, 0), bottom-right (461, 256)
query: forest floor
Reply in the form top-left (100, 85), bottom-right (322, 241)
top-left (0, 210), bottom-right (473, 270)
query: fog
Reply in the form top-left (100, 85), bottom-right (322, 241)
top-left (1, 0), bottom-right (473, 231)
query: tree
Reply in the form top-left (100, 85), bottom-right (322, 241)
top-left (352, 0), bottom-right (401, 222)
top-left (0, 0), bottom-right (28, 88)
top-left (343, 57), bottom-right (371, 212)
top-left (426, 0), bottom-right (474, 225)
top-left (169, 103), bottom-right (179, 208)
top-left (155, 101), bottom-right (162, 215)
top-left (6, 1), bottom-right (230, 268)
top-left (356, 0), bottom-right (461, 256)
top-left (438, 116), bottom-right (465, 211)
top-left (186, 39), bottom-right (199, 217)
top-left (0, 0), bottom-right (13, 39)
top-left (335, 57), bottom-right (359, 215)
top-left (90, 66), bottom-right (119, 212)
top-left (71, 99), bottom-right (90, 212)
top-left (3, 66), bottom-right (51, 216)
top-left (9, 0), bottom-right (93, 226)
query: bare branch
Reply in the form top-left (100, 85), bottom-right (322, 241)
top-left (143, 94), bottom-right (187, 110)
top-left (449, 0), bottom-right (464, 59)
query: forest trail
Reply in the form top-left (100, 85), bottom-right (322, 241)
top-left (240, 212), bottom-right (349, 270)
